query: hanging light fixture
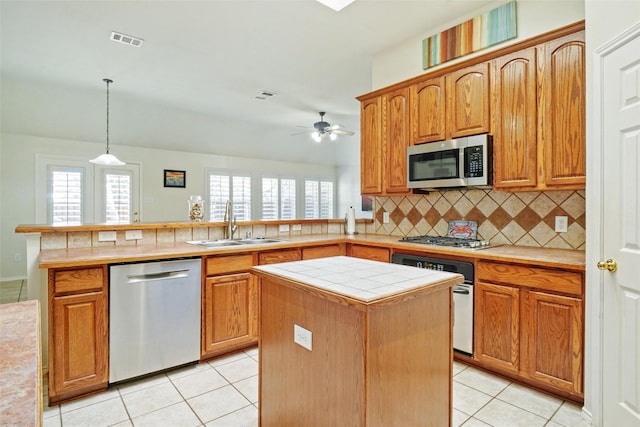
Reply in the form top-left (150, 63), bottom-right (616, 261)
top-left (90, 78), bottom-right (125, 165)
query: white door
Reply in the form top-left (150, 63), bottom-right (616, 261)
top-left (94, 162), bottom-right (141, 224)
top-left (600, 25), bottom-right (640, 426)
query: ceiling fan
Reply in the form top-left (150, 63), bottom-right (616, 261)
top-left (292, 112), bottom-right (355, 142)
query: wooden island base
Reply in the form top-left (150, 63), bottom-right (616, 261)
top-left (254, 256), bottom-right (460, 427)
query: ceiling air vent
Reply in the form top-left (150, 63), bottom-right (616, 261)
top-left (110, 31), bottom-right (144, 47)
top-left (254, 91), bottom-right (276, 101)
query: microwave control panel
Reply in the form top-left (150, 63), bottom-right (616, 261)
top-left (464, 146), bottom-right (484, 178)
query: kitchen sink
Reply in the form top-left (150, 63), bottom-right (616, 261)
top-left (186, 240), bottom-right (244, 248)
top-left (186, 238), bottom-right (284, 248)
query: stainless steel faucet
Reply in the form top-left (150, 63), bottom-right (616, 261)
top-left (224, 200), bottom-right (237, 240)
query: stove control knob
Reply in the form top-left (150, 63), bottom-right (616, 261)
top-left (481, 240), bottom-right (490, 247)
top-left (469, 241), bottom-right (479, 248)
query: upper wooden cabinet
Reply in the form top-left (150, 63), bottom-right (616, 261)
top-left (360, 97), bottom-right (383, 194)
top-left (492, 48), bottom-right (538, 189)
top-left (493, 31), bottom-right (585, 190)
top-left (383, 87), bottom-right (410, 194)
top-left (540, 31), bottom-right (586, 188)
top-left (446, 62), bottom-right (491, 138)
top-left (410, 76), bottom-right (446, 144)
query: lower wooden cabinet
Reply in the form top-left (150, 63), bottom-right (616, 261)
top-left (302, 243), bottom-right (344, 260)
top-left (48, 266), bottom-right (108, 404)
top-left (202, 272), bottom-right (258, 356)
top-left (475, 260), bottom-right (584, 401)
top-left (202, 254), bottom-right (257, 359)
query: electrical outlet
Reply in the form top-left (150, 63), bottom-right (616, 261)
top-left (279, 224), bottom-right (290, 233)
top-left (98, 231), bottom-right (117, 242)
top-left (14, 253), bottom-right (22, 262)
top-left (294, 324), bottom-right (312, 351)
top-left (555, 216), bottom-right (568, 233)
top-left (292, 224), bottom-right (302, 231)
top-left (125, 230), bottom-right (143, 240)
top-left (383, 211), bottom-right (390, 224)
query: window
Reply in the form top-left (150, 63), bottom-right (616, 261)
top-left (208, 173), bottom-right (251, 221)
top-left (304, 179), bottom-right (333, 219)
top-left (49, 167), bottom-right (84, 225)
top-left (104, 171), bottom-right (132, 224)
top-left (261, 177), bottom-right (296, 220)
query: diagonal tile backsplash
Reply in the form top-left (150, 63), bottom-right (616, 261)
top-left (373, 189), bottom-right (585, 250)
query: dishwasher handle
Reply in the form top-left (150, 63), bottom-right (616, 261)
top-left (453, 285), bottom-right (470, 295)
top-left (127, 269), bottom-right (190, 283)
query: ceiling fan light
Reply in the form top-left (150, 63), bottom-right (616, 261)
top-left (311, 131), bottom-right (320, 139)
top-left (329, 133), bottom-right (337, 141)
top-left (90, 152), bottom-right (126, 166)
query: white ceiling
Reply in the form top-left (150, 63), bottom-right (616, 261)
top-left (0, 0), bottom-right (497, 166)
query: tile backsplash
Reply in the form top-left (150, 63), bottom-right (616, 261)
top-left (373, 189), bottom-right (585, 250)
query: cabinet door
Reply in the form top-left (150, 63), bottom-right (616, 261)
top-left (539, 31), bottom-right (586, 188)
top-left (522, 290), bottom-right (583, 396)
top-left (302, 244), bottom-right (344, 260)
top-left (258, 248), bottom-right (301, 265)
top-left (493, 48), bottom-right (538, 189)
top-left (202, 273), bottom-right (257, 357)
top-left (360, 97), bottom-right (383, 194)
top-left (383, 87), bottom-right (410, 194)
top-left (410, 76), bottom-right (446, 144)
top-left (475, 282), bottom-right (520, 373)
top-left (50, 291), bottom-right (108, 402)
top-left (446, 63), bottom-right (490, 138)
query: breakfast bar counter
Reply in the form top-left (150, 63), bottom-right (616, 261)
top-left (252, 256), bottom-right (463, 427)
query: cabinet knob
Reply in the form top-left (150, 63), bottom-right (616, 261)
top-left (597, 259), bottom-right (617, 272)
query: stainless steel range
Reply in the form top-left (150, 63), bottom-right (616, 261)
top-left (399, 220), bottom-right (494, 250)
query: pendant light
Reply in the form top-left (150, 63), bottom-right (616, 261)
top-left (90, 78), bottom-right (125, 165)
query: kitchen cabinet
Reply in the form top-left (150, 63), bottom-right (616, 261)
top-left (492, 48), bottom-right (538, 189)
top-left (539, 31), bottom-right (586, 189)
top-left (258, 248), bottom-right (301, 265)
top-left (302, 243), bottom-right (344, 260)
top-left (202, 254), bottom-right (257, 359)
top-left (383, 87), bottom-right (411, 194)
top-left (348, 244), bottom-right (390, 262)
top-left (493, 31), bottom-right (585, 190)
top-left (48, 266), bottom-right (108, 404)
top-left (360, 97), bottom-right (383, 194)
top-left (410, 76), bottom-right (446, 144)
top-left (446, 62), bottom-right (491, 138)
top-left (475, 260), bottom-right (584, 401)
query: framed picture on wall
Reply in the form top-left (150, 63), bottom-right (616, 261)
top-left (164, 169), bottom-right (186, 188)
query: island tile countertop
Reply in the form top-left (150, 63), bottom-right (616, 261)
top-left (0, 300), bottom-right (42, 426)
top-left (252, 255), bottom-right (463, 303)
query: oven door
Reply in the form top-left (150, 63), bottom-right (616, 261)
top-left (453, 282), bottom-right (473, 356)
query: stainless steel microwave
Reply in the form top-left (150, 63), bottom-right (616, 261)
top-left (407, 134), bottom-right (493, 190)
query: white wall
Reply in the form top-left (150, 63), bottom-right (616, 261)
top-left (0, 133), bottom-right (342, 279)
top-left (371, 0), bottom-right (585, 90)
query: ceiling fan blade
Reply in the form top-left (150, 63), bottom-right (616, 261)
top-left (330, 129), bottom-right (355, 136)
top-left (290, 130), bottom-right (310, 136)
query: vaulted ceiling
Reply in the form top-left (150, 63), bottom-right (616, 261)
top-left (1, 0), bottom-right (497, 165)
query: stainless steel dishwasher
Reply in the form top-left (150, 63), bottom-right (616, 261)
top-left (109, 258), bottom-right (201, 383)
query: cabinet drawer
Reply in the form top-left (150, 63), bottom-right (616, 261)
top-left (259, 249), bottom-right (301, 265)
top-left (477, 261), bottom-right (582, 296)
top-left (302, 244), bottom-right (344, 260)
top-left (205, 254), bottom-right (254, 276)
top-left (349, 244), bottom-right (390, 262)
top-left (52, 267), bottom-right (105, 294)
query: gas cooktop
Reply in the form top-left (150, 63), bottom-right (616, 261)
top-left (399, 220), bottom-right (495, 250)
top-left (398, 235), bottom-right (493, 249)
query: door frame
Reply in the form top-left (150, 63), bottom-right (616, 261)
top-left (586, 20), bottom-right (640, 427)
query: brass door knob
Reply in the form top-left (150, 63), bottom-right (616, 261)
top-left (597, 259), bottom-right (617, 272)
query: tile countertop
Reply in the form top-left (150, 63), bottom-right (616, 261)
top-left (0, 300), bottom-right (42, 426)
top-left (252, 255), bottom-right (463, 303)
top-left (36, 233), bottom-right (585, 272)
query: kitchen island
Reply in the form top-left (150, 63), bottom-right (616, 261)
top-left (252, 256), bottom-right (463, 427)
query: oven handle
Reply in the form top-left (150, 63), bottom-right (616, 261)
top-left (453, 285), bottom-right (470, 295)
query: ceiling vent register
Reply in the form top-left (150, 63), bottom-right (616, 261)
top-left (110, 31), bottom-right (144, 47)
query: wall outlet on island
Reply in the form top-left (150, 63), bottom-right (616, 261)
top-left (294, 324), bottom-right (312, 351)
top-left (555, 216), bottom-right (568, 233)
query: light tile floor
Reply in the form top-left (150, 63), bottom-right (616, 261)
top-left (41, 346), bottom-right (591, 427)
